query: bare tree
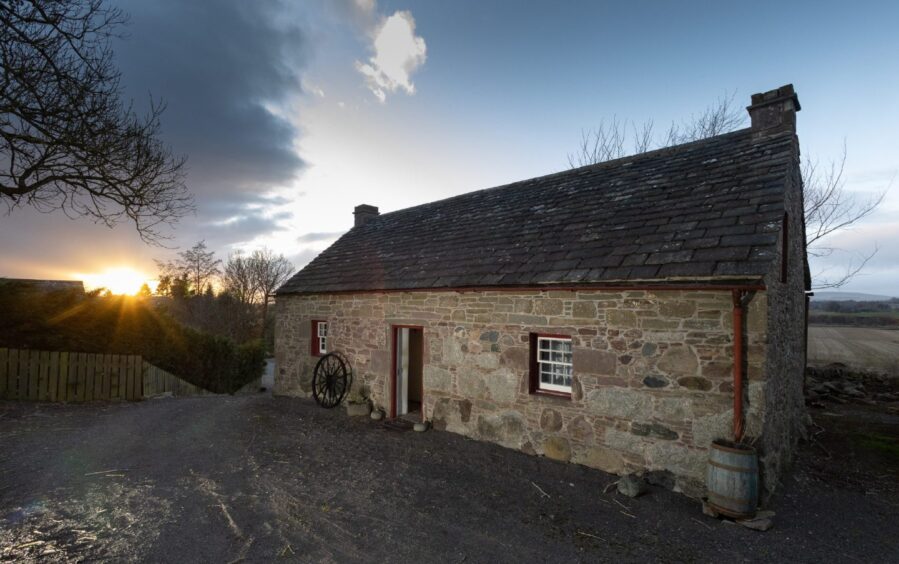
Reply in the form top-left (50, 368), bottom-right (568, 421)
top-left (662, 93), bottom-right (746, 146)
top-left (802, 145), bottom-right (888, 289)
top-left (0, 0), bottom-right (191, 242)
top-left (567, 93), bottom-right (745, 168)
top-left (568, 95), bottom-right (887, 288)
top-left (155, 240), bottom-right (220, 295)
top-left (222, 251), bottom-right (256, 305)
top-left (249, 248), bottom-right (293, 336)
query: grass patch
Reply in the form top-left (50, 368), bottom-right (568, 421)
top-left (855, 432), bottom-right (899, 460)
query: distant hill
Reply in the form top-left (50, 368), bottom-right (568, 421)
top-left (812, 291), bottom-right (897, 302)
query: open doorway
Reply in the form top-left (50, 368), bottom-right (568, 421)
top-left (391, 326), bottom-right (424, 422)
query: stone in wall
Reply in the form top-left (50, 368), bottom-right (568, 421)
top-left (432, 397), bottom-right (473, 434)
top-left (539, 408), bottom-right (563, 432)
top-left (572, 445), bottom-right (625, 474)
top-left (653, 395), bottom-right (694, 422)
top-left (646, 442), bottom-right (706, 483)
top-left (476, 411), bottom-right (526, 449)
top-left (586, 387), bottom-right (651, 420)
top-left (457, 370), bottom-right (488, 400)
top-left (567, 415), bottom-right (594, 442)
top-left (691, 409), bottom-right (732, 446)
top-left (542, 436), bottom-right (571, 462)
top-left (424, 365), bottom-right (453, 393)
top-left (657, 345), bottom-right (699, 378)
top-left (484, 367), bottom-right (519, 404)
top-left (573, 348), bottom-right (616, 375)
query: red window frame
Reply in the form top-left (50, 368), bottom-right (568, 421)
top-left (529, 332), bottom-right (573, 399)
top-left (311, 320), bottom-right (327, 356)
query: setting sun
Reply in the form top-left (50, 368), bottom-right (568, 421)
top-left (81, 267), bottom-right (152, 295)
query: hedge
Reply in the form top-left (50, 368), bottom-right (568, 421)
top-left (0, 283), bottom-right (264, 394)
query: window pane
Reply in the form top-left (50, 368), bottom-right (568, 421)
top-left (553, 370), bottom-right (564, 385)
top-left (534, 335), bottom-right (573, 393)
top-left (320, 337), bottom-right (326, 353)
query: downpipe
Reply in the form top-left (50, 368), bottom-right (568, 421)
top-left (732, 289), bottom-right (747, 442)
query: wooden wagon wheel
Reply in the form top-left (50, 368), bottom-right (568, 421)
top-left (312, 352), bottom-right (350, 408)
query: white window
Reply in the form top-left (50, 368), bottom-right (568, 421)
top-left (317, 321), bottom-right (328, 354)
top-left (536, 336), bottom-right (573, 393)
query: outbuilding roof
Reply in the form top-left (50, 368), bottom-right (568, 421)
top-left (278, 127), bottom-right (797, 295)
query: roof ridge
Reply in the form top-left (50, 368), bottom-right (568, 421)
top-left (373, 127), bottom-right (766, 221)
top-left (279, 126), bottom-right (795, 294)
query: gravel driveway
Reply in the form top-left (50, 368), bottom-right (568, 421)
top-left (1, 395), bottom-right (896, 562)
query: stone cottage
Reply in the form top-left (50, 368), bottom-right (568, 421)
top-left (275, 85), bottom-right (809, 496)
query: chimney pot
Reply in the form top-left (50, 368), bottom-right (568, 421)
top-left (746, 84), bottom-right (800, 136)
top-left (353, 204), bottom-right (379, 227)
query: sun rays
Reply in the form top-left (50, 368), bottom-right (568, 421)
top-left (79, 268), bottom-right (153, 296)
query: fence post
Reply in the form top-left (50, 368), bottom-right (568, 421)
top-left (0, 348), bottom-right (7, 399)
top-left (59, 352), bottom-right (69, 402)
top-left (141, 359), bottom-right (148, 399)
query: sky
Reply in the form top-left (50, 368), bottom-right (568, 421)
top-left (1, 0), bottom-right (897, 295)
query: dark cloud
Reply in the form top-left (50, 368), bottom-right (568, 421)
top-left (200, 210), bottom-right (294, 252)
top-left (113, 0), bottom-right (307, 226)
top-left (296, 231), bottom-right (345, 243)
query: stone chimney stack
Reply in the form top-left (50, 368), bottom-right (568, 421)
top-left (353, 204), bottom-right (379, 227)
top-left (746, 84), bottom-right (800, 136)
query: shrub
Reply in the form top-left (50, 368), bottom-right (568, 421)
top-left (0, 283), bottom-right (263, 394)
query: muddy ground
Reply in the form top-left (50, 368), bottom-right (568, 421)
top-left (1, 394), bottom-right (897, 563)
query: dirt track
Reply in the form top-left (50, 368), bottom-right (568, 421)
top-left (1, 395), bottom-right (897, 563)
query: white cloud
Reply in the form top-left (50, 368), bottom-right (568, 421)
top-left (302, 78), bottom-right (326, 98)
top-left (355, 11), bottom-right (427, 103)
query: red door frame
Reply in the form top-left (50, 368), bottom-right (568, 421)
top-left (389, 324), bottom-right (425, 421)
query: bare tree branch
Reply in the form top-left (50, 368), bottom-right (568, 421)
top-left (249, 248), bottom-right (293, 338)
top-left (0, 0), bottom-right (192, 243)
top-left (222, 251), bottom-right (256, 305)
top-left (567, 92), bottom-right (746, 169)
top-left (802, 144), bottom-right (890, 289)
top-left (568, 94), bottom-right (890, 289)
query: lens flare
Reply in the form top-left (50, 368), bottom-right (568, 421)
top-left (82, 268), bottom-right (150, 295)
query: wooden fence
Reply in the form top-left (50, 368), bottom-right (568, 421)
top-left (0, 348), bottom-right (213, 402)
top-left (142, 362), bottom-right (212, 398)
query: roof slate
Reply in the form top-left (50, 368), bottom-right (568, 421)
top-left (278, 128), bottom-right (796, 295)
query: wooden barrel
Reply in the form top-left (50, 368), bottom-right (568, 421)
top-left (706, 439), bottom-right (759, 519)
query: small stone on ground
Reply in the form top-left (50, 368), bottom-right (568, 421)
top-left (617, 474), bottom-right (647, 498)
top-left (738, 510), bottom-right (775, 531)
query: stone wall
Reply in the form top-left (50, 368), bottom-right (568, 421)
top-left (757, 142), bottom-right (809, 496)
top-left (275, 288), bottom-right (769, 495)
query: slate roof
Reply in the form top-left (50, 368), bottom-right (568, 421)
top-left (278, 128), bottom-right (796, 295)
